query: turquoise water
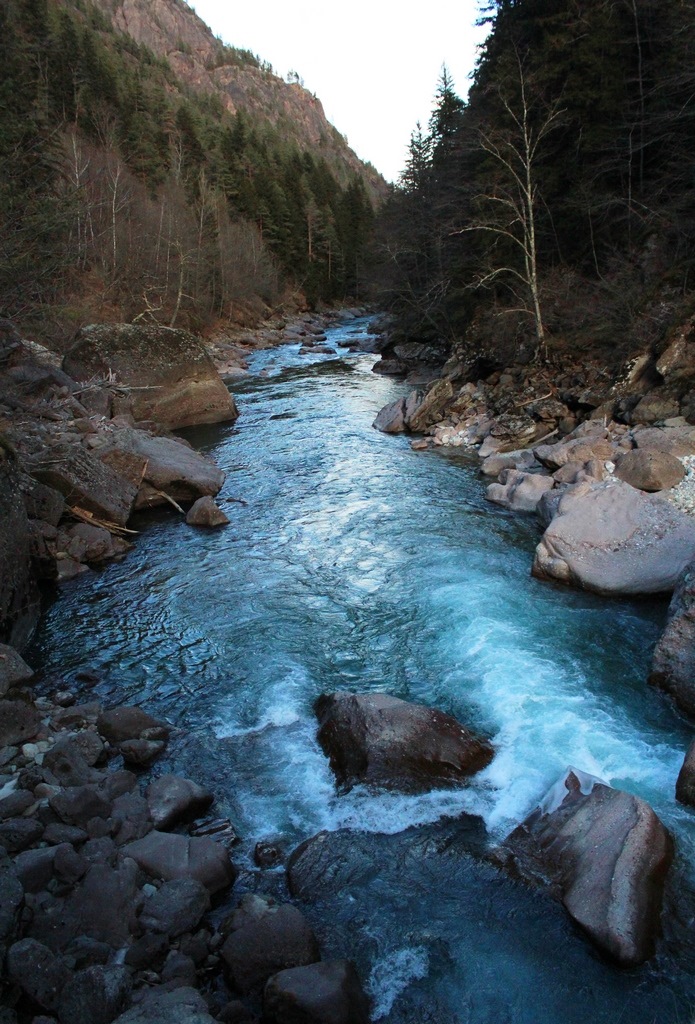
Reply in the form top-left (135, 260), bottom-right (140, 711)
top-left (29, 319), bottom-right (695, 1023)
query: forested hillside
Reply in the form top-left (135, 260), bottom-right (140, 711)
top-left (0, 0), bottom-right (379, 342)
top-left (378, 0), bottom-right (695, 373)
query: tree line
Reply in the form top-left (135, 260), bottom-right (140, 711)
top-left (377, 0), bottom-right (695, 370)
top-left (0, 0), bottom-right (375, 338)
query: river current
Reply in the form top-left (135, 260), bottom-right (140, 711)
top-left (29, 318), bottom-right (695, 1022)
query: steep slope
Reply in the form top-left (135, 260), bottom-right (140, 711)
top-left (92, 0), bottom-right (385, 202)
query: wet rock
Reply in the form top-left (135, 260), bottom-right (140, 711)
top-left (99, 429), bottom-right (225, 511)
top-left (65, 523), bottom-right (129, 564)
top-left (0, 816), bottom-right (44, 852)
top-left (220, 896), bottom-right (320, 995)
top-left (0, 644), bottom-right (34, 696)
top-left (97, 706), bottom-right (171, 745)
top-left (120, 738), bottom-right (166, 767)
top-left (0, 699), bottom-right (41, 747)
top-left (57, 965), bottom-right (132, 1024)
top-left (372, 397), bottom-right (406, 434)
top-left (676, 740), bottom-right (695, 805)
top-left (146, 775), bottom-right (214, 831)
top-left (263, 959), bottom-right (370, 1024)
top-left (650, 559), bottom-right (695, 714)
top-left (64, 324), bottom-right (238, 429)
top-left (486, 469), bottom-right (554, 512)
top-left (30, 443), bottom-right (138, 527)
top-left (315, 691), bottom-right (493, 794)
top-left (139, 878), bottom-right (210, 937)
top-left (614, 449), bottom-right (685, 492)
top-left (6, 938), bottom-right (71, 1011)
top-left (110, 986), bottom-right (217, 1024)
top-left (185, 496), bottom-right (230, 527)
top-left (123, 831), bottom-right (236, 894)
top-left (494, 769), bottom-right (672, 966)
top-left (533, 479), bottom-right (695, 595)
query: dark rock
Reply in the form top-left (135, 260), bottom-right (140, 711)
top-left (44, 737), bottom-right (102, 787)
top-left (185, 496), bottom-right (230, 527)
top-left (220, 896), bottom-right (320, 995)
top-left (64, 936), bottom-right (113, 969)
top-left (49, 785), bottom-right (112, 827)
top-left (124, 933), bottom-right (170, 971)
top-left (110, 986), bottom-right (217, 1024)
top-left (31, 443), bottom-right (137, 528)
top-left (100, 771), bottom-right (138, 801)
top-left (81, 837), bottom-right (117, 866)
top-left (64, 324), bottom-right (238, 429)
top-left (146, 775), bottom-right (214, 831)
top-left (0, 644), bottom-right (34, 696)
top-left (160, 950), bottom-right (197, 987)
top-left (614, 449), bottom-right (685, 492)
top-left (0, 851), bottom-right (24, 959)
top-left (6, 938), bottom-right (71, 1010)
top-left (56, 861), bottom-right (141, 949)
top-left (372, 398), bottom-right (406, 434)
top-left (20, 478), bottom-right (66, 527)
top-left (630, 391), bottom-right (680, 425)
top-left (13, 846), bottom-right (57, 892)
top-left (0, 700), bottom-right (41, 747)
top-left (494, 769), bottom-right (672, 966)
top-left (139, 878), bottom-right (210, 938)
top-left (43, 823), bottom-right (87, 846)
top-left (315, 691), bottom-right (493, 794)
top-left (254, 839), bottom-right (284, 869)
top-left (406, 378), bottom-right (455, 433)
top-left (97, 707), bottom-right (171, 745)
top-left (263, 960), bottom-right (370, 1024)
top-left (675, 739), bottom-right (695, 806)
top-left (0, 816), bottom-right (44, 852)
top-left (111, 791), bottom-right (152, 845)
top-left (65, 523), bottom-right (129, 564)
top-left (119, 739), bottom-right (166, 767)
top-left (650, 558), bottom-right (695, 714)
top-left (53, 843), bottom-right (87, 885)
top-left (123, 831), bottom-right (236, 894)
top-left (0, 787), bottom-right (34, 820)
top-left (57, 965), bottom-right (132, 1024)
top-left (0, 448), bottom-right (40, 648)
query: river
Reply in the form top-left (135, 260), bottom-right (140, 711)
top-left (28, 317), bottom-right (695, 1023)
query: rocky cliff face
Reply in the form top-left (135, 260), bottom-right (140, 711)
top-left (92, 0), bottom-right (385, 201)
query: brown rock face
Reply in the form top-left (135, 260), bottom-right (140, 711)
top-left (315, 691), bottom-right (493, 794)
top-left (614, 449), bottom-right (685, 492)
top-left (650, 558), bottom-right (695, 714)
top-left (63, 324), bottom-right (238, 429)
top-left (496, 770), bottom-right (673, 966)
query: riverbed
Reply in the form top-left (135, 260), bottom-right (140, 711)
top-left (28, 317), bottom-right (695, 1023)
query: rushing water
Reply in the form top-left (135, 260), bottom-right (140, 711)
top-left (29, 318), bottom-right (695, 1023)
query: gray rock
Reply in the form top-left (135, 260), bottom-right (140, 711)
top-left (160, 950), bottom-right (197, 987)
top-left (480, 448), bottom-right (537, 477)
top-left (146, 775), bottom-right (214, 831)
top-left (0, 852), bottom-right (24, 959)
top-left (14, 846), bottom-right (57, 892)
top-left (43, 823), bottom-right (88, 846)
top-left (97, 706), bottom-right (171, 745)
top-left (315, 691), bottom-right (493, 794)
top-left (49, 785), bottom-right (112, 827)
top-left (676, 740), bottom-right (695, 806)
top-left (372, 397), bottom-right (406, 434)
top-left (494, 769), bottom-right (672, 966)
top-left (486, 469), bottom-right (554, 512)
top-left (57, 965), bottom-right (132, 1024)
top-left (0, 787), bottom-right (34, 820)
top-left (614, 449), bottom-right (685, 492)
top-left (0, 699), bottom-right (41, 747)
top-left (110, 986), bottom-right (217, 1024)
top-left (44, 736), bottom-right (102, 787)
top-left (0, 816), bottom-right (44, 852)
top-left (263, 960), bottom-right (371, 1024)
top-left (64, 324), bottom-right (238, 429)
top-left (185, 496), bottom-right (230, 527)
top-left (406, 378), bottom-right (455, 433)
top-left (139, 878), bottom-right (210, 937)
top-left (534, 437), bottom-right (614, 470)
top-left (0, 644), bottom-right (33, 696)
top-left (111, 791), bottom-right (152, 845)
top-left (119, 738), bottom-right (166, 767)
top-left (221, 896), bottom-right (320, 994)
top-left (633, 425), bottom-right (695, 456)
top-left (20, 477), bottom-right (66, 527)
top-left (650, 558), bottom-right (695, 714)
top-left (123, 831), bottom-right (236, 894)
top-left (6, 938), bottom-right (71, 1010)
top-left (31, 443), bottom-right (137, 527)
top-left (533, 479), bottom-right (695, 595)
top-left (53, 843), bottom-right (88, 885)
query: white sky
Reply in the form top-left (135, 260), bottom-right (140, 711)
top-left (188, 1), bottom-right (489, 183)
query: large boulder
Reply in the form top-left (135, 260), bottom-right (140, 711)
top-left (0, 644), bottom-right (33, 696)
top-left (534, 437), bottom-right (614, 471)
top-left (532, 479), bottom-right (695, 595)
top-left (30, 443), bottom-right (138, 527)
top-left (405, 378), bottom-right (455, 433)
top-left (138, 878), bottom-right (210, 938)
top-left (111, 987), bottom-right (217, 1024)
top-left (315, 691), bottom-right (493, 794)
top-left (263, 960), bottom-right (371, 1024)
top-left (98, 429), bottom-right (224, 510)
top-left (614, 449), bottom-right (685, 492)
top-left (0, 448), bottom-right (40, 648)
top-left (676, 740), bottom-right (695, 806)
top-left (486, 469), bottom-right (554, 512)
top-left (146, 775), bottom-right (214, 831)
top-left (649, 558), bottom-right (695, 714)
top-left (633, 425), bottom-right (695, 457)
top-left (494, 769), bottom-right (673, 966)
top-left (63, 324), bottom-right (238, 429)
top-left (372, 397), bottom-right (406, 434)
top-left (122, 831), bottom-right (236, 894)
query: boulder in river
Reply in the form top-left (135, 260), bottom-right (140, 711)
top-left (532, 479), bottom-right (695, 595)
top-left (494, 768), bottom-right (672, 966)
top-left (185, 496), bottom-right (230, 527)
top-left (486, 469), bottom-right (554, 512)
top-left (63, 324), bottom-right (238, 429)
top-left (263, 959), bottom-right (371, 1024)
top-left (675, 740), bottom-right (695, 806)
top-left (315, 691), bottom-right (493, 794)
top-left (650, 558), bottom-right (695, 714)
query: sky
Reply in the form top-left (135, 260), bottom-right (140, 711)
top-left (188, 1), bottom-right (489, 183)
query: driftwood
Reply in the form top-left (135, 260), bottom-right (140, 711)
top-left (68, 505), bottom-right (138, 536)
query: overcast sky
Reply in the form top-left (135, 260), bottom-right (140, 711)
top-left (188, 1), bottom-right (488, 183)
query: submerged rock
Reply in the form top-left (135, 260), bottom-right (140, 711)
top-left (494, 769), bottom-right (672, 966)
top-left (533, 479), bottom-right (695, 595)
top-left (315, 691), bottom-right (493, 794)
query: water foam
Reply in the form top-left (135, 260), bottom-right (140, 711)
top-left (368, 947), bottom-right (429, 1020)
